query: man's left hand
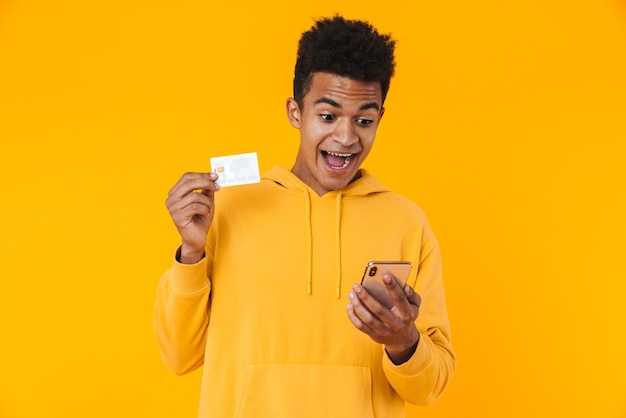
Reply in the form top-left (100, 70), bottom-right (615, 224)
top-left (347, 274), bottom-right (422, 365)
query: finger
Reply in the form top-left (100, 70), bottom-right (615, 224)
top-left (166, 183), bottom-right (218, 216)
top-left (387, 285), bottom-right (420, 324)
top-left (168, 172), bottom-right (220, 199)
top-left (171, 203), bottom-right (213, 227)
top-left (167, 188), bottom-right (215, 217)
top-left (365, 276), bottom-right (419, 331)
top-left (403, 285), bottom-right (422, 307)
top-left (171, 201), bottom-right (211, 226)
top-left (382, 274), bottom-right (415, 318)
top-left (350, 286), bottom-right (402, 336)
top-left (346, 303), bottom-right (376, 336)
top-left (348, 288), bottom-right (386, 329)
top-left (349, 290), bottom-right (404, 345)
top-left (168, 192), bottom-right (215, 227)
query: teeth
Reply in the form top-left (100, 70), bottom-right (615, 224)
top-left (337, 158), bottom-right (350, 168)
top-left (324, 151), bottom-right (352, 169)
top-left (327, 151), bottom-right (353, 157)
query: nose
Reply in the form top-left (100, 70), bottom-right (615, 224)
top-left (333, 118), bottom-right (358, 147)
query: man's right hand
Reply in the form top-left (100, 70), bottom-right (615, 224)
top-left (165, 172), bottom-right (221, 264)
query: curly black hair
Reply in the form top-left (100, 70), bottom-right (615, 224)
top-left (293, 15), bottom-right (396, 108)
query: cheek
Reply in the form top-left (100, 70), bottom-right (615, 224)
top-left (301, 125), bottom-right (327, 148)
top-left (360, 131), bottom-right (377, 149)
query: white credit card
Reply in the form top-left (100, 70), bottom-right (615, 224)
top-left (210, 152), bottom-right (261, 187)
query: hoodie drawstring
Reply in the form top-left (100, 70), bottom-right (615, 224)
top-left (335, 190), bottom-right (342, 299)
top-left (303, 188), bottom-right (343, 299)
top-left (304, 188), bottom-right (313, 295)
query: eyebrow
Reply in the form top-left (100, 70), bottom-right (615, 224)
top-left (314, 97), bottom-right (380, 111)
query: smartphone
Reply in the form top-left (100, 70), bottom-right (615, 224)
top-left (360, 261), bottom-right (412, 309)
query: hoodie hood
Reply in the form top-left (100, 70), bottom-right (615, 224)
top-left (262, 166), bottom-right (390, 298)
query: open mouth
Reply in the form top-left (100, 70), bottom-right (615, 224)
top-left (322, 151), bottom-right (355, 169)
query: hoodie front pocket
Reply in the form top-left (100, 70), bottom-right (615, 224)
top-left (236, 364), bottom-right (375, 418)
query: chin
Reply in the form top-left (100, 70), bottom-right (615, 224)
top-left (323, 175), bottom-right (354, 192)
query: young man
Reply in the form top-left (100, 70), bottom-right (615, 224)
top-left (154, 15), bottom-right (455, 418)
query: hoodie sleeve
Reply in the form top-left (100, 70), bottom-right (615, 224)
top-left (153, 248), bottom-right (212, 376)
top-left (382, 242), bottom-right (456, 406)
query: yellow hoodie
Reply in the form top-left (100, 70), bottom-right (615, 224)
top-left (154, 166), bottom-right (455, 418)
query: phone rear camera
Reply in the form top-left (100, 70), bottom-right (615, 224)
top-left (369, 266), bottom-right (377, 276)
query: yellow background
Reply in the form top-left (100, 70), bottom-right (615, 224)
top-left (1, 0), bottom-right (625, 417)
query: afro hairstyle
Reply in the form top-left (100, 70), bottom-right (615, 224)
top-left (293, 15), bottom-right (396, 108)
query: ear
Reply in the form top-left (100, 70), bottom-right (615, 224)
top-left (379, 106), bottom-right (385, 122)
top-left (286, 98), bottom-right (302, 128)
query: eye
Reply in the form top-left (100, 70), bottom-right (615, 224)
top-left (356, 118), bottom-right (374, 126)
top-left (320, 113), bottom-right (335, 122)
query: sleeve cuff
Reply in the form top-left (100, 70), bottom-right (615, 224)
top-left (169, 249), bottom-right (211, 295)
top-left (383, 332), bottom-right (433, 377)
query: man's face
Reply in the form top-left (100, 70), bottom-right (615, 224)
top-left (287, 72), bottom-right (384, 195)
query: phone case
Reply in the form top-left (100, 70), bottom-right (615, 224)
top-left (360, 261), bottom-right (412, 309)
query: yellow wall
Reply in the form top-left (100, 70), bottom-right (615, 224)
top-left (1, 1), bottom-right (625, 417)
